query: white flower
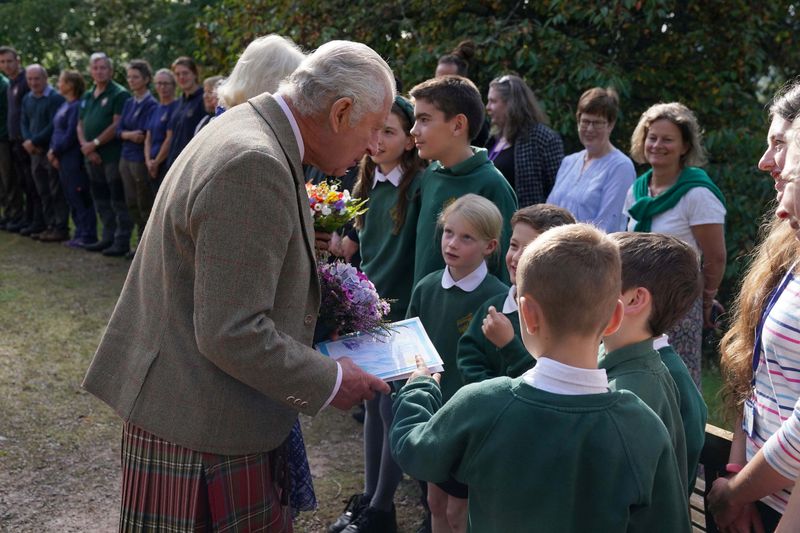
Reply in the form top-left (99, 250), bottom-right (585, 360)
top-left (321, 205), bottom-right (331, 216)
top-left (342, 190), bottom-right (351, 201)
top-left (314, 204), bottom-right (323, 212)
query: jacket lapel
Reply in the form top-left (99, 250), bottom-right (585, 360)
top-left (249, 94), bottom-right (318, 269)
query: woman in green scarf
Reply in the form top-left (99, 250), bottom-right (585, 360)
top-left (623, 102), bottom-right (726, 388)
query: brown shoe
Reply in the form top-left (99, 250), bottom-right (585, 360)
top-left (39, 229), bottom-right (70, 242)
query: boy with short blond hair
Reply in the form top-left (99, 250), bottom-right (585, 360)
top-left (457, 204), bottom-right (575, 383)
top-left (603, 232), bottom-right (707, 493)
top-left (390, 224), bottom-right (691, 533)
top-left (409, 75), bottom-right (517, 285)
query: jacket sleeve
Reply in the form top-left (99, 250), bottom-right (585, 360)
top-left (592, 156), bottom-right (637, 233)
top-left (20, 94), bottom-right (31, 141)
top-left (498, 335), bottom-right (534, 377)
top-left (31, 93), bottom-right (64, 147)
top-left (189, 149), bottom-right (338, 415)
top-left (539, 128), bottom-right (564, 199)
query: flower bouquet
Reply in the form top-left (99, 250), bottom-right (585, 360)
top-left (317, 261), bottom-right (392, 336)
top-left (306, 181), bottom-right (368, 233)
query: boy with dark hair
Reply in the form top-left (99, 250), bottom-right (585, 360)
top-left (391, 224), bottom-right (690, 532)
top-left (409, 75), bottom-right (517, 285)
top-left (604, 231), bottom-right (707, 493)
top-left (458, 204), bottom-right (575, 383)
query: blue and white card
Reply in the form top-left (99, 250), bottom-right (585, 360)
top-left (316, 317), bottom-right (444, 382)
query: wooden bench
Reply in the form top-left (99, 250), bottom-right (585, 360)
top-left (693, 424), bottom-right (733, 532)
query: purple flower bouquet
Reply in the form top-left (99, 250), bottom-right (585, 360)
top-left (317, 261), bottom-right (391, 336)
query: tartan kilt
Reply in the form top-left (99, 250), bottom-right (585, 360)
top-left (120, 423), bottom-right (292, 532)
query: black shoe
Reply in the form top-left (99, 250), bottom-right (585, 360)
top-left (342, 505), bottom-right (397, 533)
top-left (84, 240), bottom-right (113, 252)
top-left (328, 494), bottom-right (370, 533)
top-left (5, 219), bottom-right (26, 233)
top-left (102, 244), bottom-right (130, 257)
top-left (20, 224), bottom-right (45, 236)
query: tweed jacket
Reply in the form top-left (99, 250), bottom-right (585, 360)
top-left (514, 122), bottom-right (564, 208)
top-left (82, 93), bottom-right (338, 455)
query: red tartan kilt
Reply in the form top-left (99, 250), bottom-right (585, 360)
top-left (119, 423), bottom-right (292, 532)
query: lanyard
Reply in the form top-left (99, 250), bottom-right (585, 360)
top-left (751, 268), bottom-right (796, 386)
top-left (488, 140), bottom-right (508, 162)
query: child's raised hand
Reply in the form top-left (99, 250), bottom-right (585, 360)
top-left (408, 354), bottom-right (441, 384)
top-left (482, 306), bottom-right (515, 348)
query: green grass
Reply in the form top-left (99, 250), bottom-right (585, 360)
top-left (703, 361), bottom-right (730, 430)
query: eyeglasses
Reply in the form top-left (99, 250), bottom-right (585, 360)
top-left (579, 119), bottom-right (608, 130)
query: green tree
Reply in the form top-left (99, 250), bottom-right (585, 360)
top-left (195, 0), bottom-right (799, 309)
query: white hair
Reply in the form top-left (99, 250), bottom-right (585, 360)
top-left (26, 63), bottom-right (47, 77)
top-left (216, 34), bottom-right (305, 109)
top-left (89, 52), bottom-right (112, 69)
top-left (279, 40), bottom-right (395, 125)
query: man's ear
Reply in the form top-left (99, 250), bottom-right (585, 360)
top-left (329, 97), bottom-right (354, 133)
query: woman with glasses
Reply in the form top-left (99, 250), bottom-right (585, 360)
top-left (485, 74), bottom-right (563, 207)
top-left (623, 102), bottom-right (726, 387)
top-left (144, 69), bottom-right (179, 192)
top-left (547, 87), bottom-right (635, 232)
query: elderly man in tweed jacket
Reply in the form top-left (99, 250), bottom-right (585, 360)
top-left (83, 40), bottom-right (394, 531)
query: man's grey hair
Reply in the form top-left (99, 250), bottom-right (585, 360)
top-left (26, 63), bottom-right (47, 77)
top-left (90, 52), bottom-right (112, 69)
top-left (279, 40), bottom-right (395, 125)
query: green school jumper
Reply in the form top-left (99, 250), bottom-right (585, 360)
top-left (658, 343), bottom-right (708, 491)
top-left (457, 290), bottom-right (533, 384)
top-left (413, 148), bottom-right (518, 286)
top-left (358, 175), bottom-right (422, 322)
top-left (390, 377), bottom-right (691, 533)
top-left (406, 268), bottom-right (507, 402)
top-left (599, 339), bottom-right (690, 496)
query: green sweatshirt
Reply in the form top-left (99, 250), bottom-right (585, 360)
top-left (358, 175), bottom-right (422, 322)
top-left (599, 339), bottom-right (689, 497)
top-left (658, 344), bottom-right (708, 490)
top-left (390, 376), bottom-right (691, 533)
top-left (413, 148), bottom-right (518, 286)
top-left (457, 291), bottom-right (533, 384)
top-left (406, 268), bottom-right (508, 402)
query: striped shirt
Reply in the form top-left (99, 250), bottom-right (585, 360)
top-left (746, 275), bottom-right (800, 513)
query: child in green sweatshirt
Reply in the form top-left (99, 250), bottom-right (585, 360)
top-left (408, 75), bottom-right (517, 286)
top-left (458, 204), bottom-right (575, 384)
top-left (602, 232), bottom-right (708, 495)
top-left (405, 193), bottom-right (507, 532)
top-left (391, 224), bottom-right (691, 533)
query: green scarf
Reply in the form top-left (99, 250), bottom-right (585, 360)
top-left (628, 167), bottom-right (726, 232)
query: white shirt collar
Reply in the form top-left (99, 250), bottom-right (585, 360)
top-left (273, 93), bottom-right (304, 161)
top-left (522, 357), bottom-right (608, 395)
top-left (373, 165), bottom-right (403, 188)
top-left (441, 261), bottom-right (488, 292)
top-left (502, 285), bottom-right (518, 313)
top-left (653, 334), bottom-right (670, 350)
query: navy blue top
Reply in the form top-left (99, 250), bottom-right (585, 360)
top-left (21, 86), bottom-right (65, 148)
top-left (166, 86), bottom-right (204, 168)
top-left (117, 92), bottom-right (158, 162)
top-left (146, 100), bottom-right (179, 160)
top-left (6, 69), bottom-right (29, 141)
top-left (50, 99), bottom-right (87, 180)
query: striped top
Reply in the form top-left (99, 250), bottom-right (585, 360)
top-left (747, 275), bottom-right (800, 513)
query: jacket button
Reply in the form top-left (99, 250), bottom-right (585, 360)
top-left (300, 401), bottom-right (309, 408)
top-left (293, 398), bottom-right (303, 406)
top-left (287, 396), bottom-right (296, 402)
top-left (304, 314), bottom-right (313, 325)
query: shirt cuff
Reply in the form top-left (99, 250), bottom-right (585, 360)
top-left (322, 361), bottom-right (343, 409)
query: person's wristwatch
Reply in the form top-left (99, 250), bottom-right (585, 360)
top-left (92, 138), bottom-right (100, 147)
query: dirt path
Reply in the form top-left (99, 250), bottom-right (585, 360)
top-left (0, 232), bottom-right (423, 532)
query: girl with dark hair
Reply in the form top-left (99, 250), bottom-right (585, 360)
top-left (485, 74), bottom-right (564, 207)
top-left (118, 59), bottom-right (158, 258)
top-left (48, 70), bottom-right (97, 247)
top-left (328, 96), bottom-right (425, 533)
top-left (166, 56), bottom-right (204, 168)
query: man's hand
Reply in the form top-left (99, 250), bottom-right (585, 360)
top-left (408, 354), bottom-right (440, 384)
top-left (87, 152), bottom-right (102, 166)
top-left (315, 230), bottom-right (332, 251)
top-left (80, 140), bottom-right (96, 156)
top-left (340, 236), bottom-right (359, 263)
top-left (146, 159), bottom-right (159, 178)
top-left (482, 306), bottom-right (515, 348)
top-left (330, 356), bottom-right (390, 410)
top-left (22, 139), bottom-right (35, 154)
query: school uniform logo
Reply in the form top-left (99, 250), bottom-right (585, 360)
top-left (160, 113), bottom-right (168, 122)
top-left (457, 313), bottom-right (473, 335)
top-left (101, 97), bottom-right (108, 107)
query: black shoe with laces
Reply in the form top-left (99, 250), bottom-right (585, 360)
top-left (341, 505), bottom-right (397, 533)
top-left (328, 493), bottom-right (370, 533)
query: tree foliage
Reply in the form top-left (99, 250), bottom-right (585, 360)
top-left (0, 0), bottom-right (216, 77)
top-left (196, 0), bottom-right (800, 305)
